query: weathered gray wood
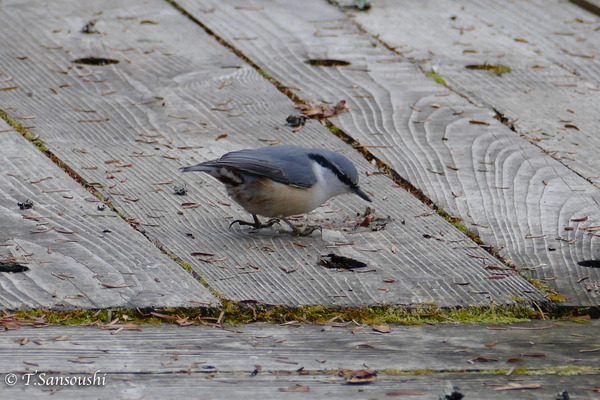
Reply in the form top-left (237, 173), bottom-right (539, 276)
top-left (0, 322), bottom-right (598, 399)
top-left (460, 0), bottom-right (600, 84)
top-left (2, 321), bottom-right (600, 373)
top-left (3, 372), bottom-right (596, 400)
top-left (349, 0), bottom-right (600, 306)
top-left (0, 0), bottom-right (546, 307)
top-left (0, 121), bottom-right (217, 309)
top-left (172, 0), bottom-right (600, 306)
top-left (353, 0), bottom-right (600, 184)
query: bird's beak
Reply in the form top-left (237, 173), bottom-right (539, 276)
top-left (352, 186), bottom-right (372, 202)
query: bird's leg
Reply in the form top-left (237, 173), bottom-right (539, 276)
top-left (281, 217), bottom-right (322, 236)
top-left (229, 214), bottom-right (280, 230)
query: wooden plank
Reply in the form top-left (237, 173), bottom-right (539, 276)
top-left (2, 372), bottom-right (596, 400)
top-left (417, 0), bottom-right (600, 181)
top-left (0, 0), bottom-right (546, 307)
top-left (0, 122), bottom-right (217, 309)
top-left (350, 0), bottom-right (600, 182)
top-left (457, 0), bottom-right (600, 82)
top-left (1, 321), bottom-right (599, 373)
top-left (0, 322), bottom-right (598, 398)
top-left (348, 0), bottom-right (600, 305)
top-left (171, 0), bottom-right (600, 306)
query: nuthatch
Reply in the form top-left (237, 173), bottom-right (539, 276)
top-left (180, 145), bottom-right (371, 235)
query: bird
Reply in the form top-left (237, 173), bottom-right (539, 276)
top-left (180, 145), bottom-right (371, 235)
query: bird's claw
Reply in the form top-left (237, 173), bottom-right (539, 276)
top-left (280, 218), bottom-right (321, 236)
top-left (229, 219), bottom-right (255, 229)
top-left (291, 225), bottom-right (322, 237)
top-left (229, 215), bottom-right (321, 236)
top-left (229, 217), bottom-right (280, 230)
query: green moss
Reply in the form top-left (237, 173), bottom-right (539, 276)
top-left (4, 302), bottom-right (542, 327)
top-left (435, 208), bottom-right (483, 245)
top-left (172, 258), bottom-right (225, 301)
top-left (551, 365), bottom-right (599, 376)
top-left (521, 365), bottom-right (600, 376)
top-left (14, 308), bottom-right (102, 325)
top-left (227, 303), bottom-right (536, 325)
top-left (525, 277), bottom-right (565, 302)
top-left (565, 316), bottom-right (591, 323)
top-left (328, 125), bottom-right (341, 135)
top-left (425, 72), bottom-right (447, 85)
top-left (382, 368), bottom-right (437, 376)
top-left (465, 63), bottom-right (512, 75)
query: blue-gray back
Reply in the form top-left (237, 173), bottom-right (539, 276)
top-left (184, 145), bottom-right (358, 189)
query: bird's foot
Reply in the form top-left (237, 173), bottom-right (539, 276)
top-left (229, 215), bottom-right (321, 236)
top-left (296, 225), bottom-right (322, 236)
top-left (229, 215), bottom-right (280, 231)
top-left (281, 218), bottom-right (322, 236)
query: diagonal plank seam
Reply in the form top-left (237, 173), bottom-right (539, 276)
top-left (569, 0), bottom-right (600, 17)
top-left (164, 0), bottom-right (561, 306)
top-left (492, 106), bottom-right (600, 191)
top-left (349, 4), bottom-right (600, 192)
top-left (0, 110), bottom-right (551, 316)
top-left (0, 108), bottom-right (227, 305)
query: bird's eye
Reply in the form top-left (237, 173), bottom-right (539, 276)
top-left (308, 153), bottom-right (354, 187)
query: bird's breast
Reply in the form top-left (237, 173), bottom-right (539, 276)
top-left (227, 178), bottom-right (325, 218)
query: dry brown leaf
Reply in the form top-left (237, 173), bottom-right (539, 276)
top-left (372, 325), bottom-right (391, 333)
top-left (279, 384), bottom-right (310, 392)
top-left (301, 100), bottom-right (347, 119)
top-left (494, 383), bottom-right (541, 391)
top-left (100, 282), bottom-right (133, 289)
top-left (342, 369), bottom-right (377, 384)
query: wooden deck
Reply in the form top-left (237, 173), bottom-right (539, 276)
top-left (1, 0), bottom-right (600, 397)
top-left (1, 321), bottom-right (599, 399)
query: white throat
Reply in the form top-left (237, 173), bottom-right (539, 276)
top-left (311, 162), bottom-right (351, 205)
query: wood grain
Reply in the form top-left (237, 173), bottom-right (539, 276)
top-left (0, 121), bottom-right (216, 309)
top-left (353, 0), bottom-right (600, 182)
top-left (0, 323), bottom-right (598, 399)
top-left (2, 371), bottom-right (595, 400)
top-left (2, 322), bottom-right (599, 372)
top-left (172, 0), bottom-right (600, 306)
top-left (0, 0), bottom-right (545, 307)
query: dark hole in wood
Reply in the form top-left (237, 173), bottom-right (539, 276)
top-left (319, 253), bottom-right (367, 269)
top-left (73, 57), bottom-right (120, 66)
top-left (0, 262), bottom-right (30, 273)
top-left (305, 59), bottom-right (351, 67)
top-left (570, 0), bottom-right (600, 18)
top-left (578, 260), bottom-right (600, 268)
top-left (81, 20), bottom-right (99, 34)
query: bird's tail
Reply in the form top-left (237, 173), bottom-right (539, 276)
top-left (179, 164), bottom-right (214, 172)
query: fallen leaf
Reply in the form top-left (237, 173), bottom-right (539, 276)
top-left (300, 100), bottom-right (347, 120)
top-left (100, 282), bottom-right (133, 289)
top-left (278, 384), bottom-right (310, 392)
top-left (372, 325), bottom-right (391, 333)
top-left (341, 369), bottom-right (377, 384)
top-left (571, 216), bottom-right (588, 222)
top-left (494, 383), bottom-right (541, 391)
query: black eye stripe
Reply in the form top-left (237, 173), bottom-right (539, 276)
top-left (308, 153), bottom-right (355, 188)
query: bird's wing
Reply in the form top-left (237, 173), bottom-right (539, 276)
top-left (187, 147), bottom-right (317, 188)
